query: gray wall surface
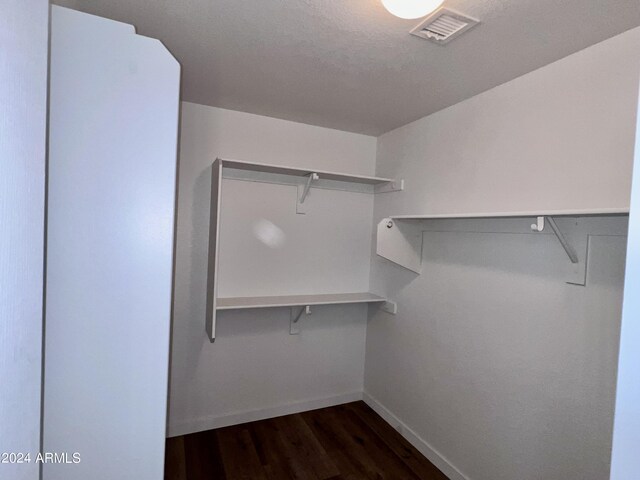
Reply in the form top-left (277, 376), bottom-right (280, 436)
top-left (168, 102), bottom-right (377, 436)
top-left (367, 27), bottom-right (640, 480)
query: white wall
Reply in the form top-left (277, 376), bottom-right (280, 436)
top-left (610, 83), bottom-right (640, 479)
top-left (45, 7), bottom-right (179, 480)
top-left (217, 180), bottom-right (373, 298)
top-left (168, 103), bottom-right (377, 436)
top-left (0, 1), bottom-right (48, 479)
top-left (367, 27), bottom-right (640, 480)
top-left (375, 28), bottom-right (640, 217)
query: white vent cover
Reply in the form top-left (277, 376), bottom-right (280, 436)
top-left (410, 8), bottom-right (479, 45)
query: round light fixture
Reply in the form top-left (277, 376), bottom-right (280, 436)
top-left (381, 0), bottom-right (444, 19)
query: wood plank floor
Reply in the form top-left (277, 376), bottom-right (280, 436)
top-left (165, 401), bottom-right (449, 480)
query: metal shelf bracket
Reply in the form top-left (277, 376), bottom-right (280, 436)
top-left (530, 215), bottom-right (580, 263)
top-left (297, 173), bottom-right (319, 214)
top-left (290, 305), bottom-right (312, 335)
top-left (546, 217), bottom-right (579, 264)
top-left (531, 216), bottom-right (585, 285)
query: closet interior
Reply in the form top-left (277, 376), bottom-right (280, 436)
top-left (26, 2), bottom-right (640, 480)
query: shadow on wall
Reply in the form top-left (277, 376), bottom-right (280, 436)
top-left (167, 162), bottom-right (213, 408)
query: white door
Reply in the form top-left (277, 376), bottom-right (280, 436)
top-left (610, 83), bottom-right (640, 478)
top-left (0, 1), bottom-right (49, 479)
top-left (43, 7), bottom-right (180, 480)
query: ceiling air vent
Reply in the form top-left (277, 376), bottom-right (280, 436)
top-left (410, 8), bottom-right (479, 45)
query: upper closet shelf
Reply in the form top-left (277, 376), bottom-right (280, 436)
top-left (377, 208), bottom-right (630, 285)
top-left (388, 207), bottom-right (629, 220)
top-left (219, 158), bottom-right (404, 200)
top-left (206, 158), bottom-right (403, 342)
top-left (221, 158), bottom-right (395, 185)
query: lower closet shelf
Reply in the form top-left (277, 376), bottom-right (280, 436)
top-left (217, 292), bottom-right (386, 310)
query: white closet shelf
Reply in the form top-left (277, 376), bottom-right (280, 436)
top-left (220, 158), bottom-right (394, 185)
top-left (206, 157), bottom-right (404, 342)
top-left (378, 208), bottom-right (629, 282)
top-left (389, 207), bottom-right (629, 220)
top-left (217, 292), bottom-right (387, 310)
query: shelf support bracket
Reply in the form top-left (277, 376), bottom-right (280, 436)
top-left (547, 217), bottom-right (579, 264)
top-left (290, 305), bottom-right (311, 335)
top-left (531, 216), bottom-right (586, 285)
top-left (531, 216), bottom-right (579, 264)
top-left (300, 173), bottom-right (319, 204)
top-left (381, 300), bottom-right (397, 315)
top-left (374, 179), bottom-right (405, 194)
top-left (297, 173), bottom-right (319, 214)
top-left (376, 218), bottom-right (424, 274)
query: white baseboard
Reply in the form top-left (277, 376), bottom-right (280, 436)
top-left (167, 391), bottom-right (363, 438)
top-left (363, 391), bottom-right (470, 480)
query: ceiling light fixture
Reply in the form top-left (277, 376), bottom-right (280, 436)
top-left (381, 0), bottom-right (444, 19)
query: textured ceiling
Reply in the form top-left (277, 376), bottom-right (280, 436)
top-left (54, 0), bottom-right (640, 135)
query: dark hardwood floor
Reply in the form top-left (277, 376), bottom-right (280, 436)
top-left (165, 401), bottom-right (449, 480)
